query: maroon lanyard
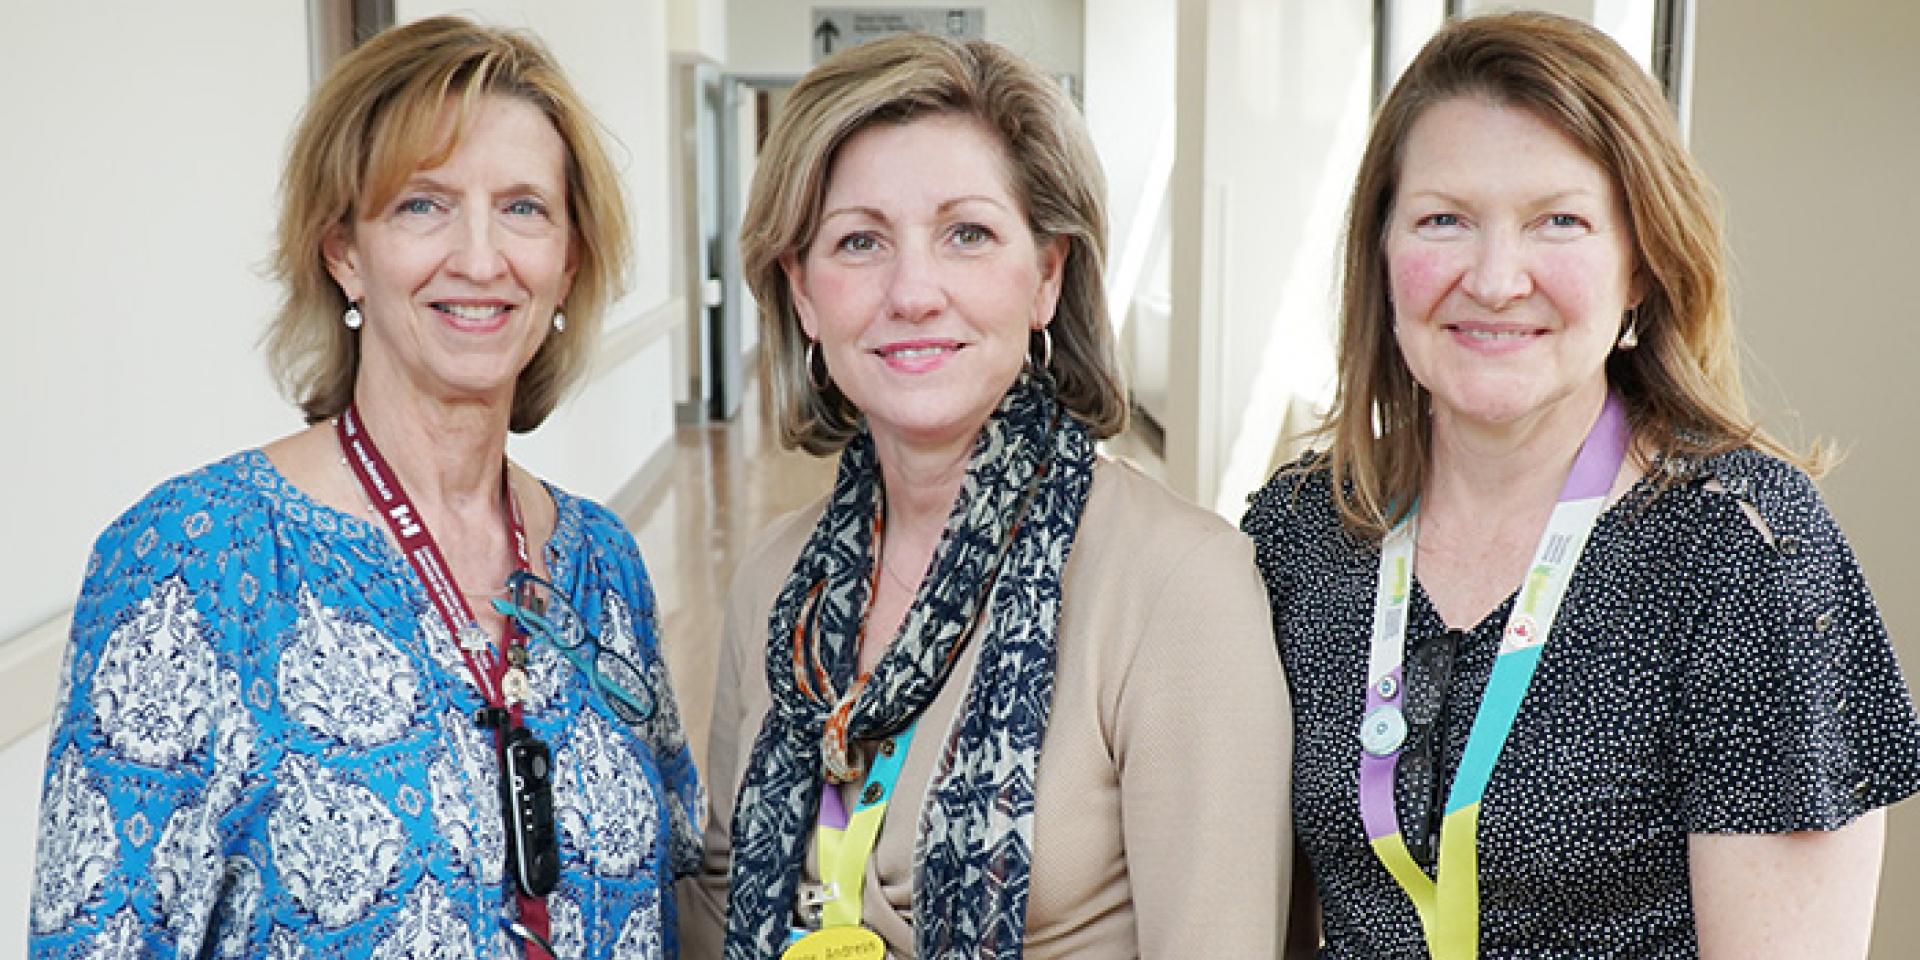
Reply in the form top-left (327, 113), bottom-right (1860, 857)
top-left (336, 404), bottom-right (531, 711)
top-left (335, 405), bottom-right (554, 958)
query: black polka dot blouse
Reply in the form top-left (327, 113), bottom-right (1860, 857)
top-left (1241, 447), bottom-right (1920, 958)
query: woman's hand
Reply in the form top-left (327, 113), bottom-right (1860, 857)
top-left (1689, 809), bottom-right (1886, 959)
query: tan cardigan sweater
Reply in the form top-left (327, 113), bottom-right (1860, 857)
top-left (678, 459), bottom-right (1292, 958)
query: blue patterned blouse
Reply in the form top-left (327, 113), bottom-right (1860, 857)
top-left (30, 450), bottom-right (701, 959)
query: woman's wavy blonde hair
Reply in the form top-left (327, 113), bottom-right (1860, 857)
top-left (1313, 11), bottom-right (1818, 539)
top-left (740, 32), bottom-right (1127, 454)
top-left (266, 15), bottom-right (631, 433)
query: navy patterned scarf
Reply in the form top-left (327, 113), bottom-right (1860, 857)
top-left (724, 375), bottom-right (1095, 959)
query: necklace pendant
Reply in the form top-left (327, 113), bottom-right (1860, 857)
top-left (458, 624), bottom-right (492, 653)
top-left (502, 666), bottom-right (532, 706)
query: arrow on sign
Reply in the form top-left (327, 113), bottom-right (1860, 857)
top-left (814, 19), bottom-right (842, 56)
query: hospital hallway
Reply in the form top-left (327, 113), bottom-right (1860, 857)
top-left (620, 379), bottom-right (836, 764)
top-left (6, 1), bottom-right (1919, 953)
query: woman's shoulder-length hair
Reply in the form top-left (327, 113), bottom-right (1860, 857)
top-left (1312, 10), bottom-right (1819, 540)
top-left (740, 32), bottom-right (1128, 454)
top-left (266, 14), bottom-right (632, 433)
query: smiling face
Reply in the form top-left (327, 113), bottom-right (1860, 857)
top-left (784, 113), bottom-right (1066, 455)
top-left (324, 95), bottom-right (577, 411)
top-left (1387, 96), bottom-right (1641, 435)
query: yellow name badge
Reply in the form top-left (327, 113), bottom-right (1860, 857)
top-left (781, 926), bottom-right (887, 960)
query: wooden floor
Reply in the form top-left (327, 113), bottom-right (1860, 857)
top-left (621, 388), bottom-right (836, 765)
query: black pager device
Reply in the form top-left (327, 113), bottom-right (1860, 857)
top-left (500, 726), bottom-right (560, 897)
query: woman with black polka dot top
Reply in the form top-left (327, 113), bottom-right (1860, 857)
top-left (1242, 13), bottom-right (1920, 959)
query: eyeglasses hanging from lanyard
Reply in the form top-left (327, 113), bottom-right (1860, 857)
top-left (335, 406), bottom-right (560, 958)
top-left (1355, 392), bottom-right (1629, 960)
top-left (491, 569), bottom-right (657, 726)
top-left (1398, 627), bottom-right (1463, 868)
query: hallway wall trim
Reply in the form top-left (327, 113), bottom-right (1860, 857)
top-left (0, 615), bottom-right (66, 750)
top-left (594, 296), bottom-right (687, 380)
top-left (0, 296), bottom-right (685, 751)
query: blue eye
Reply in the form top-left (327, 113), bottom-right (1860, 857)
top-left (397, 196), bottom-right (439, 216)
top-left (506, 199), bottom-right (546, 217)
top-left (835, 232), bottom-right (879, 254)
top-left (951, 223), bottom-right (993, 246)
top-left (1547, 213), bottom-right (1584, 228)
top-left (1420, 213), bottom-right (1460, 228)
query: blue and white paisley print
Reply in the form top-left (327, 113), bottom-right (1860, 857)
top-left (371, 875), bottom-right (476, 960)
top-left (269, 926), bottom-right (313, 960)
top-left (558, 709), bottom-right (661, 878)
top-left (83, 908), bottom-right (145, 959)
top-left (152, 782), bottom-right (223, 950)
top-left (613, 892), bottom-right (665, 960)
top-left (29, 451), bottom-right (701, 958)
top-left (270, 755), bottom-right (407, 928)
top-left (92, 576), bottom-right (218, 769)
top-left (280, 587), bottom-right (421, 747)
top-left (430, 708), bottom-right (506, 887)
top-left (211, 856), bottom-right (264, 957)
top-left (30, 751), bottom-right (115, 935)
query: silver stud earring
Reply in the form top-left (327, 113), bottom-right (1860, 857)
top-left (343, 302), bottom-right (364, 331)
top-left (552, 310), bottom-right (567, 333)
top-left (1617, 309), bottom-right (1640, 350)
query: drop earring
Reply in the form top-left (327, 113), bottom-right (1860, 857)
top-left (343, 302), bottom-right (364, 331)
top-left (553, 309), bottom-right (567, 333)
top-left (1617, 309), bottom-right (1640, 350)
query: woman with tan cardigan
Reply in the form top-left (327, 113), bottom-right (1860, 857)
top-left (680, 33), bottom-right (1291, 960)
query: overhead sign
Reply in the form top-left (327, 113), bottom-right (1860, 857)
top-left (811, 7), bottom-right (986, 63)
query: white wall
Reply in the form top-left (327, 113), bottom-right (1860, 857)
top-left (0, 4), bottom-right (308, 644)
top-left (1687, 3), bottom-right (1920, 954)
top-left (1084, 0), bottom-right (1176, 313)
top-left (671, 0), bottom-right (730, 63)
top-left (0, 3), bottom-right (312, 943)
top-left (1166, 0), bottom-right (1372, 514)
top-left (725, 0), bottom-right (1084, 77)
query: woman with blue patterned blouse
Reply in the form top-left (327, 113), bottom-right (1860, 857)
top-left (1242, 13), bottom-right (1920, 959)
top-left (30, 17), bottom-right (700, 958)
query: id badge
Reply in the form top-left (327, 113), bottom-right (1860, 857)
top-left (780, 926), bottom-right (886, 960)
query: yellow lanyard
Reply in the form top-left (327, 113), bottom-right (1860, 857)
top-left (810, 722), bottom-right (918, 930)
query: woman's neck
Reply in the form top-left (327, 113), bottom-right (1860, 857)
top-left (872, 430), bottom-right (972, 551)
top-left (1424, 386), bottom-right (1609, 520)
top-left (351, 377), bottom-right (512, 512)
top-left (1416, 386), bottom-right (1612, 629)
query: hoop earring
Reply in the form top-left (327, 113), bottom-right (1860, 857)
top-left (806, 339), bottom-right (831, 391)
top-left (1027, 327), bottom-right (1053, 373)
top-left (343, 302), bottom-right (364, 331)
top-left (1617, 309), bottom-right (1640, 350)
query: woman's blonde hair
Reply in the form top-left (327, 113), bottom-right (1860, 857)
top-left (740, 33), bottom-right (1127, 454)
top-left (1316, 11), bottom-right (1816, 539)
top-left (267, 15), bottom-right (631, 433)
